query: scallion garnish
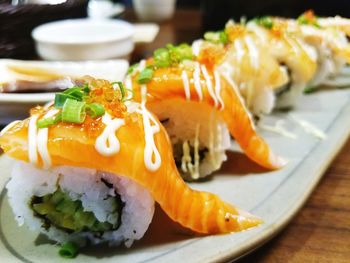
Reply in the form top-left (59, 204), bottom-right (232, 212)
top-left (154, 47), bottom-right (171, 68)
top-left (254, 16), bottom-right (274, 29)
top-left (153, 43), bottom-right (193, 68)
top-left (58, 242), bottom-right (79, 259)
top-left (297, 11), bottom-right (321, 28)
top-left (304, 86), bottom-right (317, 94)
top-left (127, 63), bottom-right (140, 75)
top-left (86, 103), bottom-right (105, 118)
top-left (137, 67), bottom-right (154, 84)
top-left (37, 113), bottom-right (62, 129)
top-left (61, 98), bottom-right (86, 124)
top-left (204, 31), bottom-right (229, 44)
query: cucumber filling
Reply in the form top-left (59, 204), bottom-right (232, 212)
top-left (30, 188), bottom-right (123, 233)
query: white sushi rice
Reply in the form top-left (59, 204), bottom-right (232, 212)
top-left (6, 161), bottom-right (155, 247)
top-left (148, 98), bottom-right (231, 180)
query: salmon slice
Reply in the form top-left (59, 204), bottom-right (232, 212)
top-left (0, 80), bottom-right (261, 234)
top-left (129, 64), bottom-right (286, 170)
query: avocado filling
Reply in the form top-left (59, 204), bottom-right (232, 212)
top-left (30, 188), bottom-right (123, 233)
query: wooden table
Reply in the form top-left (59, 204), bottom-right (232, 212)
top-left (124, 9), bottom-right (350, 262)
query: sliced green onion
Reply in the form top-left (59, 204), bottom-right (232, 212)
top-left (304, 86), bottom-right (317, 94)
top-left (127, 63), bottom-right (140, 75)
top-left (254, 16), bottom-right (274, 29)
top-left (137, 67), bottom-right (154, 84)
top-left (62, 99), bottom-right (86, 124)
top-left (204, 31), bottom-right (228, 44)
top-left (297, 14), bottom-right (321, 28)
top-left (154, 47), bottom-right (171, 68)
top-left (58, 242), bottom-right (79, 259)
top-left (63, 87), bottom-right (84, 100)
top-left (37, 112), bottom-right (62, 128)
top-left (86, 103), bottom-right (105, 118)
top-left (219, 31), bottom-right (229, 44)
top-left (81, 83), bottom-right (90, 94)
top-left (123, 88), bottom-right (134, 101)
top-left (54, 93), bottom-right (75, 108)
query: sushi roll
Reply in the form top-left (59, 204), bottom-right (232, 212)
top-left (192, 23), bottom-right (289, 116)
top-left (246, 17), bottom-right (318, 109)
top-left (125, 44), bottom-right (285, 181)
top-left (0, 79), bottom-right (261, 255)
top-left (286, 11), bottom-right (350, 88)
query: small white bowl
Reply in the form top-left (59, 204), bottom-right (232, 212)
top-left (32, 19), bottom-right (135, 61)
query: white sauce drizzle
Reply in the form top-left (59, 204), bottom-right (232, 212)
top-left (124, 74), bottom-right (133, 91)
top-left (193, 62), bottom-right (204, 101)
top-left (95, 113), bottom-right (125, 156)
top-left (192, 39), bottom-right (203, 57)
top-left (0, 120), bottom-right (20, 136)
top-left (200, 65), bottom-right (218, 107)
top-left (136, 84), bottom-right (162, 172)
top-left (181, 70), bottom-right (191, 100)
top-left (245, 35), bottom-right (260, 69)
top-left (289, 114), bottom-right (327, 140)
top-left (138, 103), bottom-right (162, 172)
top-left (28, 115), bottom-right (39, 165)
top-left (37, 109), bottom-right (60, 169)
top-left (234, 39), bottom-right (245, 63)
top-left (258, 120), bottom-right (297, 139)
top-left (214, 70), bottom-right (225, 110)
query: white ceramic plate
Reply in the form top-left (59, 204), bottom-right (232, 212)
top-left (0, 89), bottom-right (349, 262)
top-left (0, 60), bottom-right (129, 124)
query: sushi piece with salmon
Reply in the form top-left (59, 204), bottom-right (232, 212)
top-left (245, 18), bottom-right (318, 109)
top-left (277, 11), bottom-right (350, 89)
top-left (124, 44), bottom-right (286, 181)
top-left (192, 24), bottom-right (290, 115)
top-left (0, 79), bottom-right (262, 257)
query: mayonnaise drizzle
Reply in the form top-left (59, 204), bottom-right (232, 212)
top-left (193, 62), bottom-right (204, 101)
top-left (245, 36), bottom-right (260, 69)
top-left (0, 120), bottom-right (20, 136)
top-left (37, 109), bottom-right (60, 168)
top-left (181, 70), bottom-right (191, 100)
top-left (139, 103), bottom-right (162, 172)
top-left (28, 115), bottom-right (39, 165)
top-left (214, 70), bottom-right (225, 110)
top-left (95, 113), bottom-right (125, 156)
top-left (234, 39), bottom-right (245, 63)
top-left (138, 85), bottom-right (162, 171)
top-left (201, 65), bottom-right (218, 107)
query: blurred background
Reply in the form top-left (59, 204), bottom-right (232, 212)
top-left (1, 0), bottom-right (350, 59)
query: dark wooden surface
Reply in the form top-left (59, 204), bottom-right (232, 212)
top-left (125, 8), bottom-right (350, 263)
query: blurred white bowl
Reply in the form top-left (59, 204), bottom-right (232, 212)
top-left (32, 19), bottom-right (134, 61)
top-left (133, 0), bottom-right (175, 22)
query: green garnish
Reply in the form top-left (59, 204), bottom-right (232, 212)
top-left (85, 103), bottom-right (105, 118)
top-left (61, 98), bottom-right (86, 124)
top-left (59, 242), bottom-right (79, 259)
top-left (153, 43), bottom-right (193, 68)
top-left (304, 86), bottom-right (317, 94)
top-left (204, 31), bottom-right (229, 44)
top-left (254, 16), bottom-right (274, 29)
top-left (137, 67), bottom-right (154, 84)
top-left (297, 13), bottom-right (321, 28)
top-left (37, 113), bottom-right (62, 128)
top-left (54, 85), bottom-right (89, 108)
top-left (127, 63), bottom-right (140, 75)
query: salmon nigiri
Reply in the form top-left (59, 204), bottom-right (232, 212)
top-left (246, 17), bottom-right (318, 109)
top-left (278, 11), bottom-right (350, 88)
top-left (197, 23), bottom-right (289, 115)
top-left (124, 46), bottom-right (285, 181)
top-left (0, 79), bottom-right (261, 255)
